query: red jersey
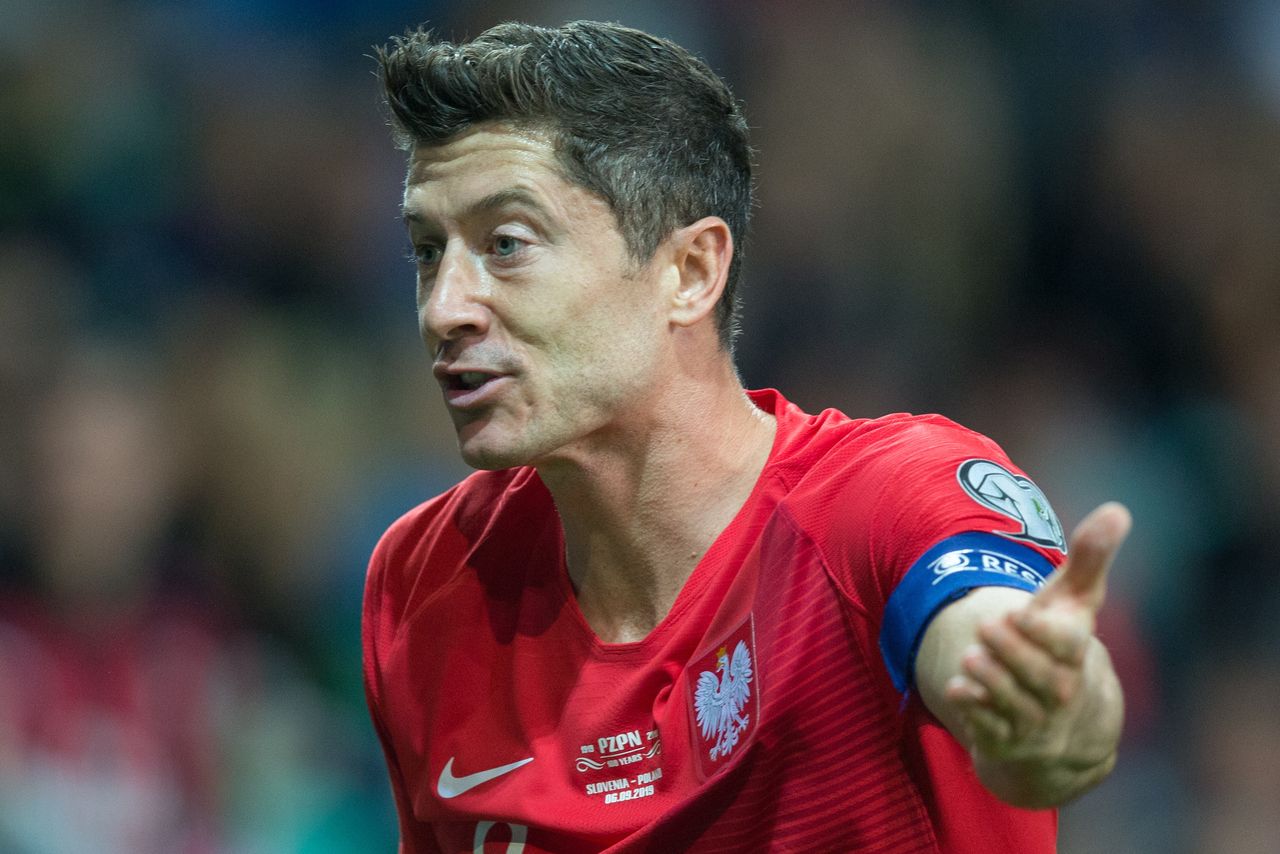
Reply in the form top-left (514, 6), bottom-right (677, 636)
top-left (363, 389), bottom-right (1068, 852)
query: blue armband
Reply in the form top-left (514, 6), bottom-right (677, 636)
top-left (879, 532), bottom-right (1056, 693)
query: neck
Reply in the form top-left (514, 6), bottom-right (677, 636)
top-left (535, 364), bottom-right (776, 643)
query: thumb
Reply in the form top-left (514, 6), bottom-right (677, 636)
top-left (1031, 501), bottom-right (1132, 615)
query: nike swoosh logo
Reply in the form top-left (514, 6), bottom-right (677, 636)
top-left (437, 756), bottom-right (534, 799)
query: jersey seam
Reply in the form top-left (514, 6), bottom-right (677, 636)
top-left (772, 501), bottom-right (871, 620)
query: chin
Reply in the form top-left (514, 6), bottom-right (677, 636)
top-left (453, 414), bottom-right (567, 471)
top-left (451, 414), bottom-right (522, 470)
top-left (456, 433), bottom-right (537, 471)
top-left (459, 448), bottom-right (525, 471)
top-left (452, 438), bottom-right (505, 469)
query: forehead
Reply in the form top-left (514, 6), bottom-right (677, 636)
top-left (407, 124), bottom-right (554, 183)
top-left (403, 125), bottom-right (582, 216)
top-left (401, 125), bottom-right (629, 250)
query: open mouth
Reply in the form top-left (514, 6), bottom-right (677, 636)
top-left (440, 370), bottom-right (509, 407)
top-left (433, 359), bottom-right (512, 408)
top-left (447, 371), bottom-right (494, 393)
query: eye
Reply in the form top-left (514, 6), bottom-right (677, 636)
top-left (493, 235), bottom-right (524, 258)
top-left (409, 244), bottom-right (442, 267)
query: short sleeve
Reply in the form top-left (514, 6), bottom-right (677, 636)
top-left (806, 416), bottom-right (1068, 692)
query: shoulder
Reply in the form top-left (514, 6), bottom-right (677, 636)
top-left (759, 389), bottom-right (1024, 538)
top-left (779, 409), bottom-right (1008, 517)
top-left (759, 389), bottom-right (1000, 479)
top-left (775, 406), bottom-right (1064, 597)
top-left (832, 411), bottom-right (1003, 469)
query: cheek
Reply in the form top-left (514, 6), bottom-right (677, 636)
top-left (576, 316), bottom-right (661, 398)
top-left (529, 318), bottom-right (650, 416)
top-left (509, 266), bottom-right (664, 393)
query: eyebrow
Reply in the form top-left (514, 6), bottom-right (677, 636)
top-left (401, 188), bottom-right (551, 226)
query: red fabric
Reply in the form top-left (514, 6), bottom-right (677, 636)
top-left (363, 389), bottom-right (1060, 852)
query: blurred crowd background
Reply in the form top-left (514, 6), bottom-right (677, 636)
top-left (1, 0), bottom-right (1277, 851)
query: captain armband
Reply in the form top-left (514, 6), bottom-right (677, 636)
top-left (878, 532), bottom-right (1057, 693)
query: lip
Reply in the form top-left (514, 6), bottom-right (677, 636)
top-left (434, 368), bottom-right (511, 410)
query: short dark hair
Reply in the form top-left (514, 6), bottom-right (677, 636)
top-left (377, 21), bottom-right (753, 349)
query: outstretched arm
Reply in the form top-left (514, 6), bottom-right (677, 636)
top-left (914, 503), bottom-right (1130, 808)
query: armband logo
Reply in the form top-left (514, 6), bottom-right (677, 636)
top-left (929, 547), bottom-right (1049, 588)
top-left (957, 459), bottom-right (1067, 553)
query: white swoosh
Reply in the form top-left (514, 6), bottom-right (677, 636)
top-left (437, 756), bottom-right (534, 799)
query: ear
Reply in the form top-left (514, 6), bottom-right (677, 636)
top-left (666, 217), bottom-right (733, 329)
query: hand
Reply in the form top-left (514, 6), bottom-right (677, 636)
top-left (945, 502), bottom-right (1131, 766)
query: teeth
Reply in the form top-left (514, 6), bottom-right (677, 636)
top-left (459, 372), bottom-right (489, 388)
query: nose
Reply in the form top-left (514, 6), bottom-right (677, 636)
top-left (419, 243), bottom-right (490, 349)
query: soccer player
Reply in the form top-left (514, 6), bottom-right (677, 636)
top-left (362, 21), bottom-right (1128, 853)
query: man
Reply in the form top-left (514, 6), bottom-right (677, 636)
top-left (363, 20), bottom-right (1128, 853)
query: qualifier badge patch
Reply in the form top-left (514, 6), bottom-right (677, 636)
top-left (957, 459), bottom-right (1067, 553)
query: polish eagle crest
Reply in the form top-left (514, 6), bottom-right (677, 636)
top-left (693, 639), bottom-right (753, 761)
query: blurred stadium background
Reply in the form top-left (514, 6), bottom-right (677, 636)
top-left (2, 0), bottom-right (1277, 851)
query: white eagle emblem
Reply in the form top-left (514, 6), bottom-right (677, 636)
top-left (693, 639), bottom-right (753, 761)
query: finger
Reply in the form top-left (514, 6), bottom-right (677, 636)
top-left (946, 681), bottom-right (1011, 743)
top-left (946, 673), bottom-right (990, 705)
top-left (948, 676), bottom-right (1026, 757)
top-left (980, 617), bottom-right (1082, 705)
top-left (1013, 609), bottom-right (1091, 666)
top-left (964, 704), bottom-right (1014, 752)
top-left (960, 645), bottom-right (1046, 737)
top-left (1032, 501), bottom-right (1132, 613)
